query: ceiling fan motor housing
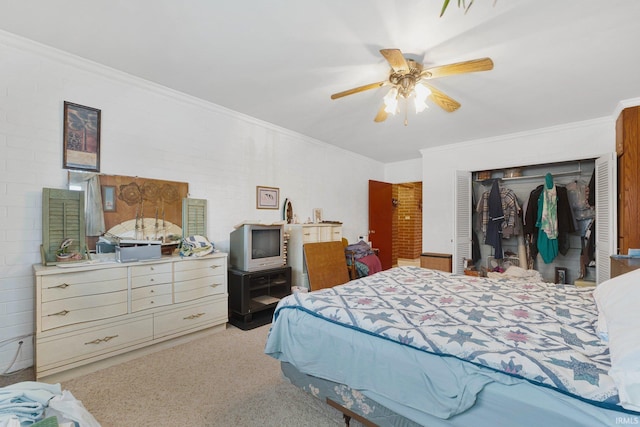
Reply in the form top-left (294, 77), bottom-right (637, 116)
top-left (390, 59), bottom-right (424, 98)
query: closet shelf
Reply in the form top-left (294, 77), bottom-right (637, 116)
top-left (476, 169), bottom-right (583, 184)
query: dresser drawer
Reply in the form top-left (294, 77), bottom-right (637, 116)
top-left (37, 316), bottom-right (153, 370)
top-left (174, 257), bottom-right (225, 276)
top-left (330, 226), bottom-right (342, 241)
top-left (131, 283), bottom-right (172, 300)
top-left (320, 226), bottom-right (341, 241)
top-left (131, 283), bottom-right (173, 312)
top-left (302, 226), bottom-right (320, 243)
top-left (41, 291), bottom-right (128, 331)
top-left (131, 271), bottom-right (172, 288)
top-left (154, 297), bottom-right (227, 339)
top-left (41, 268), bottom-right (126, 288)
top-left (174, 275), bottom-right (226, 303)
top-left (131, 262), bottom-right (172, 277)
top-left (174, 266), bottom-right (224, 282)
top-left (41, 269), bottom-right (127, 302)
top-left (131, 294), bottom-right (173, 312)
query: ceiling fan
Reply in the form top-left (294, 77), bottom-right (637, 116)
top-left (330, 49), bottom-right (493, 124)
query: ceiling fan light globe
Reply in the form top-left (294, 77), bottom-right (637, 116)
top-left (384, 101), bottom-right (398, 115)
top-left (414, 83), bottom-right (431, 103)
top-left (383, 88), bottom-right (399, 114)
top-left (414, 100), bottom-right (429, 113)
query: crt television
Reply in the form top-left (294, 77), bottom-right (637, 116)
top-left (229, 224), bottom-right (285, 272)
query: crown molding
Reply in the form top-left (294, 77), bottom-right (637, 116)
top-left (0, 30), bottom-right (378, 165)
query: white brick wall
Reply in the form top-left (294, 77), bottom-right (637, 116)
top-left (0, 31), bottom-right (384, 371)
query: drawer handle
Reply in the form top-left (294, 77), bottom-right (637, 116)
top-left (150, 266), bottom-right (155, 271)
top-left (209, 265), bottom-right (220, 270)
top-left (210, 283), bottom-right (221, 288)
top-left (84, 335), bottom-right (119, 345)
top-left (49, 283), bottom-right (70, 289)
top-left (49, 309), bottom-right (70, 317)
top-left (184, 313), bottom-right (205, 320)
top-left (150, 278), bottom-right (155, 282)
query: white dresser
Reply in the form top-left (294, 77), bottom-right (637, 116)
top-left (286, 224), bottom-right (342, 288)
top-left (34, 253), bottom-right (228, 381)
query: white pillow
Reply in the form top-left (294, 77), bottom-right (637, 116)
top-left (593, 267), bottom-right (640, 411)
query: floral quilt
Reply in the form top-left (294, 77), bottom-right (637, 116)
top-left (275, 266), bottom-right (620, 407)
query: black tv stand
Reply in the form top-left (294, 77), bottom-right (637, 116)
top-left (228, 265), bottom-right (291, 330)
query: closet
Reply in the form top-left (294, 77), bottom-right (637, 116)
top-left (454, 154), bottom-right (616, 284)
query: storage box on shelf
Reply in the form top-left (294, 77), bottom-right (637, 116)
top-left (33, 253), bottom-right (228, 382)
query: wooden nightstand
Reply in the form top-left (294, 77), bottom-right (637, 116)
top-left (420, 252), bottom-right (452, 273)
top-left (610, 256), bottom-right (640, 278)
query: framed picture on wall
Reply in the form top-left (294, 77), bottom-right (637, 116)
top-left (257, 186), bottom-right (279, 209)
top-left (313, 208), bottom-right (323, 223)
top-left (63, 101), bottom-right (101, 172)
top-left (555, 267), bottom-right (568, 284)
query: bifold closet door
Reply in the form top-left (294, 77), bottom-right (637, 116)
top-left (454, 171), bottom-right (472, 274)
top-left (595, 153), bottom-right (616, 284)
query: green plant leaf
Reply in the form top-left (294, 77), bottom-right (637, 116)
top-left (440, 0), bottom-right (451, 17)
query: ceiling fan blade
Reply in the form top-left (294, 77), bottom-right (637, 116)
top-left (421, 57), bottom-right (493, 79)
top-left (330, 81), bottom-right (386, 100)
top-left (374, 104), bottom-right (388, 122)
top-left (380, 49), bottom-right (410, 73)
top-left (422, 83), bottom-right (461, 112)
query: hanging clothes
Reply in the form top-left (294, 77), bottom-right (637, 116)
top-left (477, 182), bottom-right (521, 237)
top-left (484, 180), bottom-right (505, 259)
top-left (566, 179), bottom-right (594, 220)
top-left (471, 189), bottom-right (481, 264)
top-left (523, 180), bottom-right (576, 265)
top-left (536, 173), bottom-right (559, 264)
top-left (587, 168), bottom-right (595, 207)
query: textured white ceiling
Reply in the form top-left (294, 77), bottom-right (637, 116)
top-left (1, 0), bottom-right (639, 162)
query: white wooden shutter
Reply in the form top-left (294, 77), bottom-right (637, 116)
top-left (182, 198), bottom-right (207, 238)
top-left (42, 188), bottom-right (86, 264)
top-left (454, 170), bottom-right (472, 274)
top-left (595, 153), bottom-right (616, 284)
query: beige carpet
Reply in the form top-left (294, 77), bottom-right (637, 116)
top-left (45, 324), bottom-right (358, 426)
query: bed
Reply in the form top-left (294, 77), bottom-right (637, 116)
top-left (264, 266), bottom-right (640, 426)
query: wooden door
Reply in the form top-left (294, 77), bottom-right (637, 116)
top-left (617, 107), bottom-right (640, 255)
top-left (369, 180), bottom-right (393, 270)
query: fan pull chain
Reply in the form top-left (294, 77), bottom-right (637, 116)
top-left (404, 98), bottom-right (409, 126)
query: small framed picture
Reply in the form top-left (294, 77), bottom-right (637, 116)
top-left (313, 208), bottom-right (323, 223)
top-left (102, 185), bottom-right (116, 212)
top-left (555, 267), bottom-right (568, 284)
top-left (63, 101), bottom-right (101, 172)
top-left (256, 186), bottom-right (279, 209)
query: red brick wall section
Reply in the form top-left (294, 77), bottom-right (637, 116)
top-left (395, 182), bottom-right (423, 259)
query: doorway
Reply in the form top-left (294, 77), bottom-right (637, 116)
top-left (369, 180), bottom-right (422, 269)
